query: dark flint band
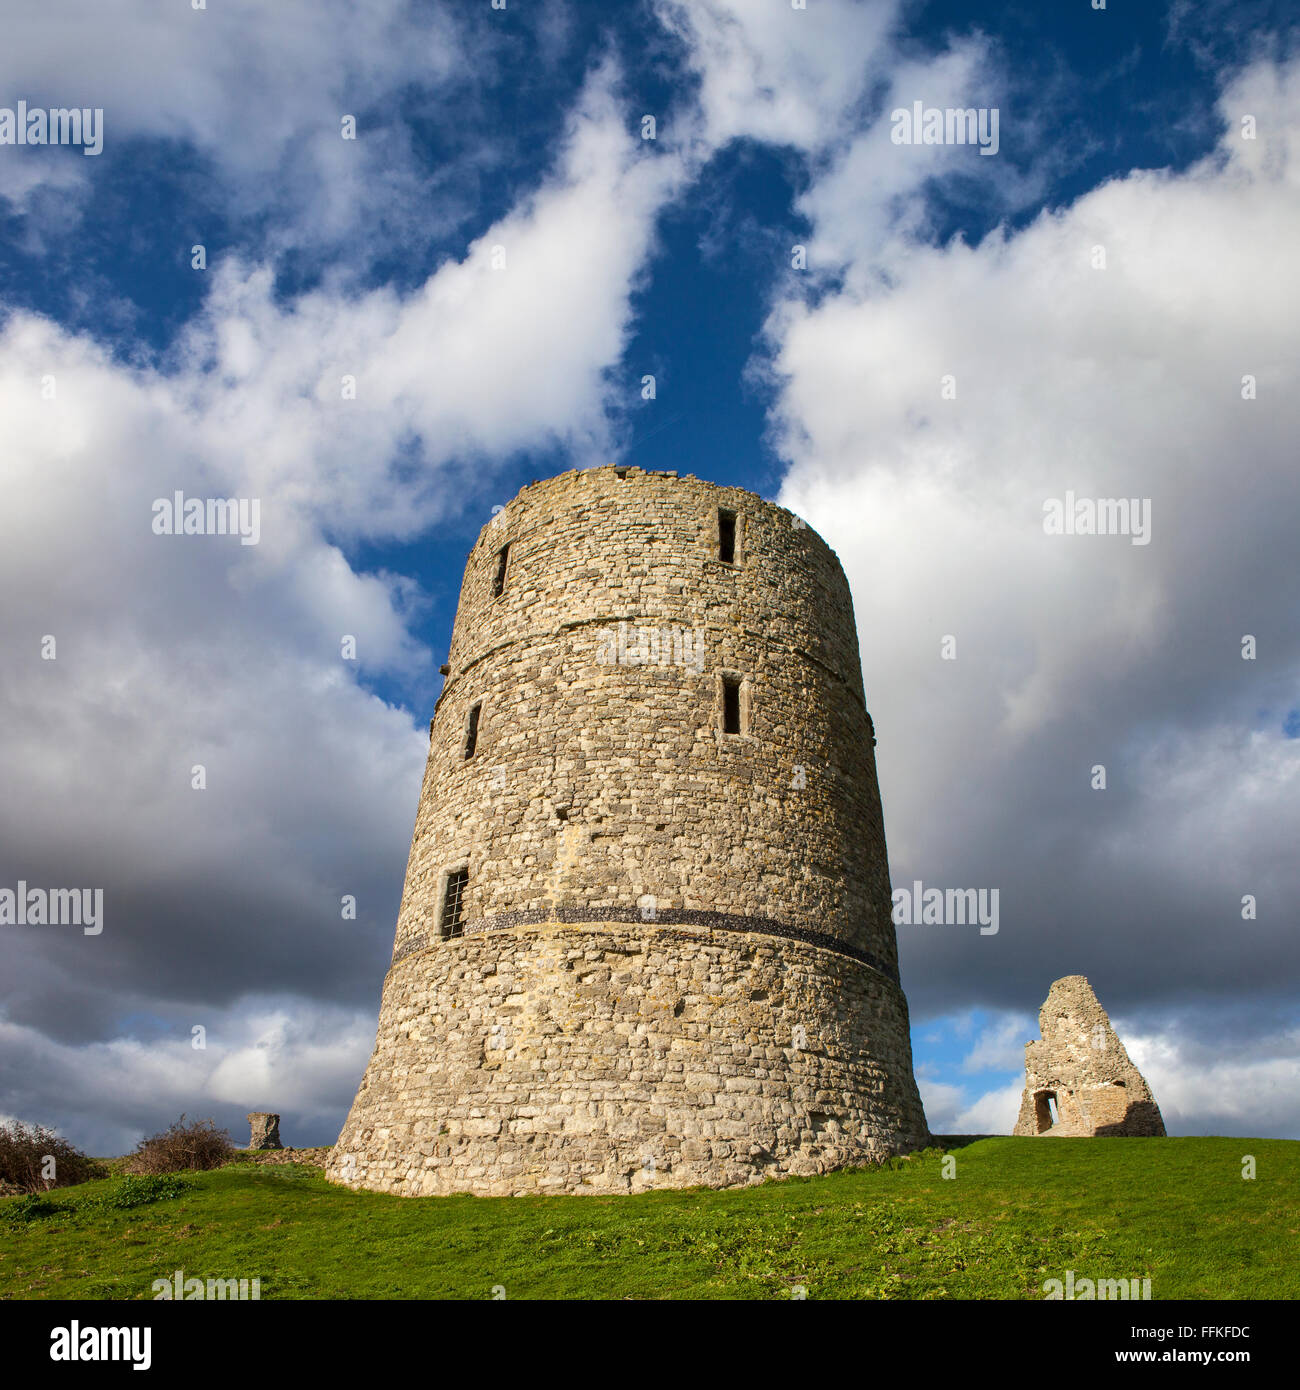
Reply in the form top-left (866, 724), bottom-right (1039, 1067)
top-left (391, 906), bottom-right (899, 985)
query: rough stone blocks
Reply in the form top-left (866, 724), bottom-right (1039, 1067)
top-left (1012, 975), bottom-right (1165, 1138)
top-left (328, 466), bottom-right (930, 1195)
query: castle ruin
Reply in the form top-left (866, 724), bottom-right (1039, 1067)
top-left (327, 466), bottom-right (929, 1195)
top-left (1013, 975), bottom-right (1165, 1137)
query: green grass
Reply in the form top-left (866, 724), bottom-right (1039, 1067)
top-left (1, 1138), bottom-right (1295, 1300)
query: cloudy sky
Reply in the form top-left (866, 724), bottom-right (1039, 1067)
top-left (1, 0), bottom-right (1296, 1155)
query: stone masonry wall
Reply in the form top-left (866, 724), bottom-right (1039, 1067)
top-left (333, 926), bottom-right (926, 1194)
top-left (328, 466), bottom-right (930, 1194)
top-left (1012, 975), bottom-right (1165, 1138)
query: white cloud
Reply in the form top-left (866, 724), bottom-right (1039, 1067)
top-left (951, 1083), bottom-right (1022, 1135)
top-left (763, 56), bottom-right (1300, 1035)
top-left (654, 0), bottom-right (900, 153)
top-left (919, 1078), bottom-right (1021, 1135)
top-left (797, 34), bottom-right (1040, 266)
top-left (0, 0), bottom-right (481, 257)
top-left (0, 1003), bottom-right (372, 1156)
top-left (654, 2), bottom-right (1046, 265)
top-left (916, 1078), bottom-right (965, 1130)
top-left (129, 65), bottom-right (685, 544)
top-left (656, 3), bottom-right (1300, 1136)
top-left (960, 1012), bottom-right (1034, 1075)
top-left (1125, 1022), bottom-right (1300, 1138)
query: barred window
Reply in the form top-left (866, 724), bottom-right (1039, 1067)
top-left (441, 869), bottom-right (468, 939)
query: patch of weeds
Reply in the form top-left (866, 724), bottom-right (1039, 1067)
top-left (77, 1174), bottom-right (194, 1212)
top-left (0, 1194), bottom-right (59, 1226)
top-left (2, 1173), bottom-right (194, 1228)
top-left (81, 1278), bottom-right (133, 1300)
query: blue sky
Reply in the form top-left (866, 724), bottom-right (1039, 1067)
top-left (1, 0), bottom-right (1298, 1152)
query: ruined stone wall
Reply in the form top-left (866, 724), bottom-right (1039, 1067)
top-left (1012, 975), bottom-right (1165, 1138)
top-left (328, 466), bottom-right (929, 1195)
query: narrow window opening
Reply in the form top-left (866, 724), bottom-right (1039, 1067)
top-left (464, 703), bottom-right (481, 759)
top-left (615, 467), bottom-right (628, 479)
top-left (722, 676), bottom-right (742, 735)
top-left (1034, 1089), bottom-right (1058, 1133)
top-left (492, 544), bottom-right (510, 597)
top-left (441, 869), bottom-right (468, 939)
top-left (718, 509), bottom-right (737, 564)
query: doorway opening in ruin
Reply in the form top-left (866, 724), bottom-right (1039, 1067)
top-left (1033, 1090), bottom-right (1059, 1133)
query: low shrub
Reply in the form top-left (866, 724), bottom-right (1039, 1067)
top-left (0, 1120), bottom-right (106, 1193)
top-left (0, 1194), bottom-right (59, 1226)
top-left (0, 1174), bottom-right (194, 1228)
top-left (77, 1174), bottom-right (194, 1212)
top-left (124, 1115), bottom-right (234, 1174)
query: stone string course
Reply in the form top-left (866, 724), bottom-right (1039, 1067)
top-left (392, 909), bottom-right (901, 983)
top-left (328, 466), bottom-right (930, 1195)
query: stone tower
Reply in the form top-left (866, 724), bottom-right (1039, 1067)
top-left (327, 466), bottom-right (929, 1195)
top-left (1013, 976), bottom-right (1165, 1137)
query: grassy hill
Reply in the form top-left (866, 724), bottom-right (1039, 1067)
top-left (1, 1137), bottom-right (1295, 1300)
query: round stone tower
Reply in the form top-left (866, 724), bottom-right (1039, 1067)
top-left (327, 465), bottom-right (929, 1195)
